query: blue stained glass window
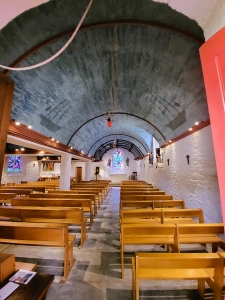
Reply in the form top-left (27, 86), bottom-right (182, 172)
top-left (112, 149), bottom-right (123, 169)
top-left (7, 156), bottom-right (21, 172)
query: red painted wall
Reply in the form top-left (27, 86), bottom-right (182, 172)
top-left (199, 27), bottom-right (225, 225)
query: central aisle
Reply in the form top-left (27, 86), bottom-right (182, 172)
top-left (47, 186), bottom-right (129, 300)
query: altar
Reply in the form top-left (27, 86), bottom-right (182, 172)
top-left (108, 173), bottom-right (128, 184)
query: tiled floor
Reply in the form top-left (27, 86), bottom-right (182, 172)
top-left (0, 187), bottom-right (211, 299)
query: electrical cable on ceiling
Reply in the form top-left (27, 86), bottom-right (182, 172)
top-left (0, 0), bottom-right (93, 71)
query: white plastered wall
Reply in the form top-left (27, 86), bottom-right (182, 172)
top-left (2, 156), bottom-right (40, 183)
top-left (138, 126), bottom-right (222, 223)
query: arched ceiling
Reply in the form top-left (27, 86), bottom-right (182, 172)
top-left (0, 0), bottom-right (210, 160)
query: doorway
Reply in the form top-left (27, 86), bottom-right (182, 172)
top-left (76, 167), bottom-right (82, 182)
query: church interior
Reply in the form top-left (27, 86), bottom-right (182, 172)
top-left (0, 0), bottom-right (225, 299)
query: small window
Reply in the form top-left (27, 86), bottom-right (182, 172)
top-left (7, 155), bottom-right (21, 173)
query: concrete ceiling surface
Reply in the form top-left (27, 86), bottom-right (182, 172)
top-left (0, 0), bottom-right (209, 159)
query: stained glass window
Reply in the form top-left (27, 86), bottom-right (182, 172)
top-left (112, 149), bottom-right (123, 169)
top-left (7, 156), bottom-right (21, 172)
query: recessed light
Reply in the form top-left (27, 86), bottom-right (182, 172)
top-left (169, 140), bottom-right (172, 142)
top-left (189, 128), bottom-right (193, 131)
top-left (56, 140), bottom-right (59, 143)
top-left (28, 125), bottom-right (32, 129)
top-left (195, 122), bottom-right (199, 125)
top-left (15, 149), bottom-right (18, 151)
top-left (21, 148), bottom-right (25, 151)
top-left (70, 147), bottom-right (73, 149)
top-left (51, 138), bottom-right (55, 141)
top-left (15, 121), bottom-right (20, 126)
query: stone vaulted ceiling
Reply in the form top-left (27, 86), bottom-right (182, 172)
top-left (0, 0), bottom-right (210, 160)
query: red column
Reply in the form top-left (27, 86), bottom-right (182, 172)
top-left (199, 27), bottom-right (225, 225)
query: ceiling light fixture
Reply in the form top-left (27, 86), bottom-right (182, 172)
top-left (28, 125), bottom-right (32, 129)
top-left (189, 128), bottom-right (193, 131)
top-left (107, 116), bottom-right (112, 128)
top-left (15, 121), bottom-right (20, 126)
top-left (105, 86), bottom-right (116, 128)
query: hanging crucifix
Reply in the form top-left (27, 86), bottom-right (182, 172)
top-left (186, 155), bottom-right (190, 164)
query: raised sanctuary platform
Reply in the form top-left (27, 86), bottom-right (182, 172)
top-left (108, 174), bottom-right (128, 184)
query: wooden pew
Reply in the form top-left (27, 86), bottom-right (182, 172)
top-left (120, 200), bottom-right (185, 210)
top-left (120, 223), bottom-right (176, 278)
top-left (49, 189), bottom-right (102, 209)
top-left (14, 185), bottom-right (46, 192)
top-left (121, 181), bottom-right (150, 185)
top-left (123, 191), bottom-right (166, 196)
top-left (70, 188), bottom-right (104, 206)
top-left (18, 181), bottom-right (59, 189)
top-left (132, 252), bottom-right (224, 300)
top-left (29, 193), bottom-right (97, 217)
top-left (71, 184), bottom-right (107, 198)
top-left (121, 185), bottom-right (156, 189)
top-left (120, 209), bottom-right (162, 225)
top-left (0, 206), bottom-right (87, 248)
top-left (121, 188), bottom-right (155, 191)
top-left (120, 190), bottom-right (160, 196)
top-left (11, 198), bottom-right (94, 226)
top-left (152, 200), bottom-right (185, 209)
top-left (120, 200), bottom-right (154, 210)
top-left (120, 208), bottom-right (204, 225)
top-left (0, 193), bottom-right (16, 204)
top-left (0, 188), bottom-right (33, 196)
top-left (120, 195), bottom-right (173, 201)
top-left (0, 221), bottom-right (76, 282)
top-left (172, 223), bottom-right (225, 253)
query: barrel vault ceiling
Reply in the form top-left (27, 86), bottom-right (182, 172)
top-left (0, 0), bottom-right (213, 160)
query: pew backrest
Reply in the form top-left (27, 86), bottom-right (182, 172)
top-left (0, 188), bottom-right (33, 196)
top-left (172, 223), bottom-right (225, 253)
top-left (132, 252), bottom-right (224, 300)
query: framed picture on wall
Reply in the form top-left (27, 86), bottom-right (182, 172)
top-left (42, 161), bottom-right (54, 171)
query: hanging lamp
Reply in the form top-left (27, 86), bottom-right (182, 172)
top-left (107, 117), bottom-right (112, 128)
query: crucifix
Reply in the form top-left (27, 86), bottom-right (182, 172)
top-left (167, 159), bottom-right (170, 166)
top-left (186, 155), bottom-right (190, 164)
